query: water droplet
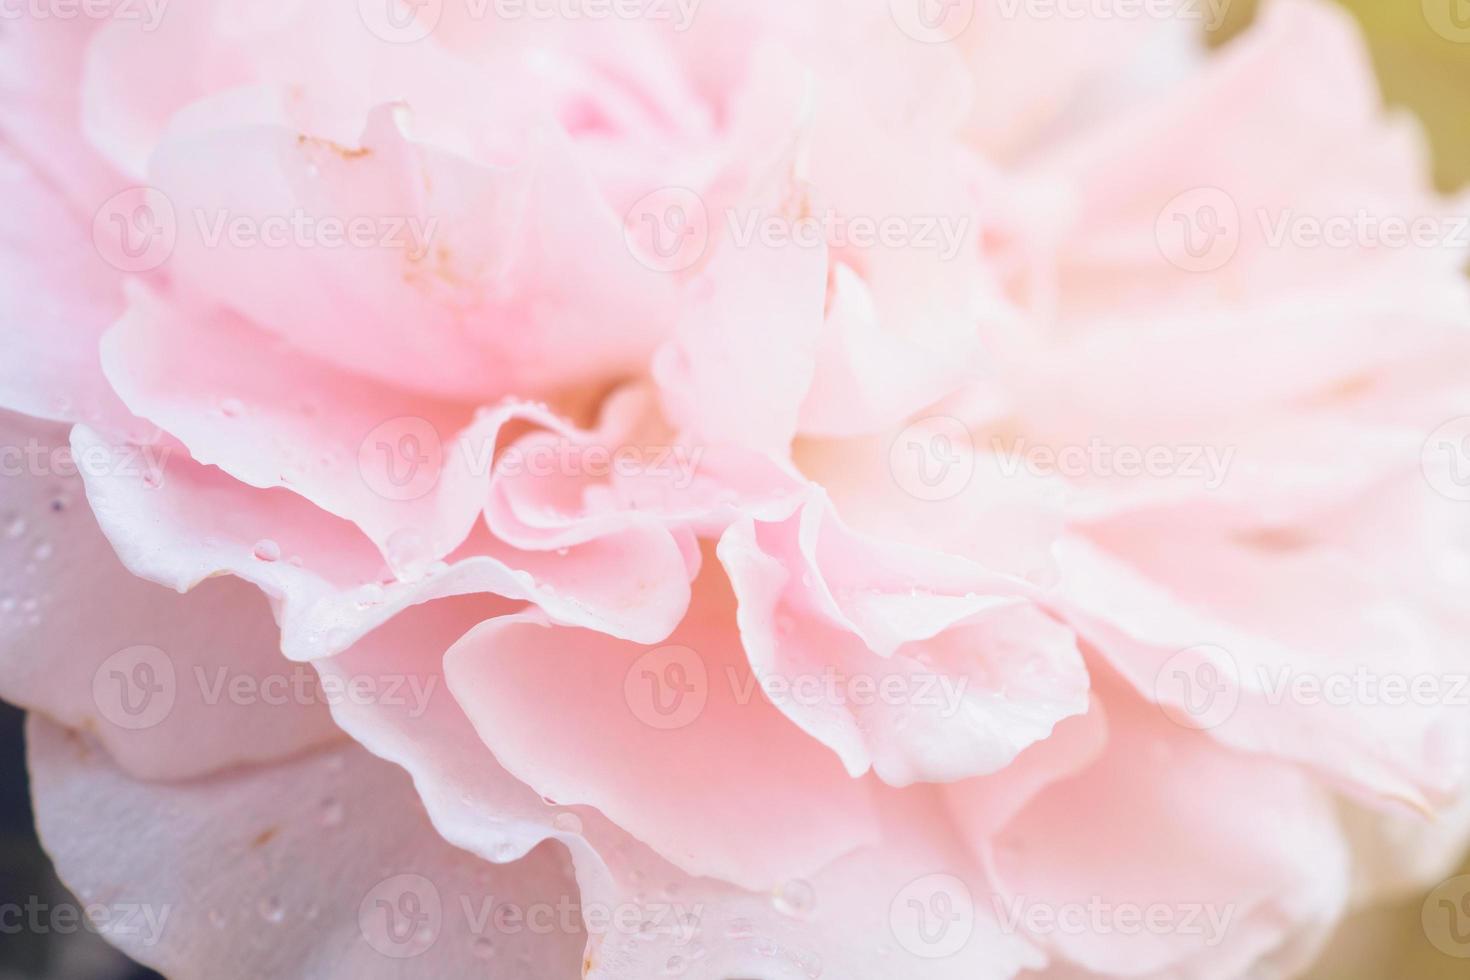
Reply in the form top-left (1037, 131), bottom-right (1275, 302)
top-left (353, 583), bottom-right (385, 609)
top-left (258, 897), bottom-right (286, 924)
top-left (32, 542), bottom-right (53, 562)
top-left (724, 917), bottom-right (755, 940)
top-left (552, 812), bottom-right (583, 834)
top-left (20, 596), bottom-right (39, 614)
top-left (220, 398), bottom-right (244, 418)
top-left (755, 937), bottom-right (779, 956)
top-left (795, 949), bottom-right (823, 978)
top-left (556, 547), bottom-right (570, 557)
top-left (319, 798), bottom-right (345, 828)
top-left (663, 954), bottom-right (687, 975)
top-left (472, 936), bottom-right (496, 960)
top-left (386, 528), bottom-right (432, 578)
top-left (772, 879), bottom-right (816, 919)
top-left (253, 539), bottom-right (282, 562)
top-left (4, 516), bottom-right (26, 539)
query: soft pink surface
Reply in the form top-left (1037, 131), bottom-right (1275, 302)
top-left (3, 1), bottom-right (1469, 977)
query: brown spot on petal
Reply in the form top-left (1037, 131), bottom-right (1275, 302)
top-left (295, 133), bottom-right (372, 160)
top-left (1235, 526), bottom-right (1316, 553)
top-left (251, 827), bottom-right (279, 849)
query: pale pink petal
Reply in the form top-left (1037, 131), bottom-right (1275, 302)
top-left (315, 603), bottom-right (1041, 980)
top-left (0, 411), bottom-right (338, 780)
top-left (1056, 473), bottom-right (1470, 810)
top-left (149, 102), bottom-right (676, 403)
top-left (443, 561), bottom-right (881, 891)
top-left (948, 676), bottom-right (1350, 979)
top-left (71, 425), bottom-right (692, 655)
top-left (719, 499), bottom-right (1088, 785)
top-left (0, 148), bottom-right (137, 433)
top-left (27, 718), bottom-right (587, 978)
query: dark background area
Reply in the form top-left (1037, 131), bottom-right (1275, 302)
top-left (0, 703), bottom-right (160, 980)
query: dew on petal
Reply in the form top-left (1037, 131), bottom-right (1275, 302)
top-left (319, 798), bottom-right (345, 828)
top-left (772, 878), bottom-right (816, 919)
top-left (252, 539), bottom-right (282, 562)
top-left (257, 897), bottom-right (286, 924)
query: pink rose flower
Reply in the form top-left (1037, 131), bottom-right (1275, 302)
top-left (2, 0), bottom-right (1468, 977)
